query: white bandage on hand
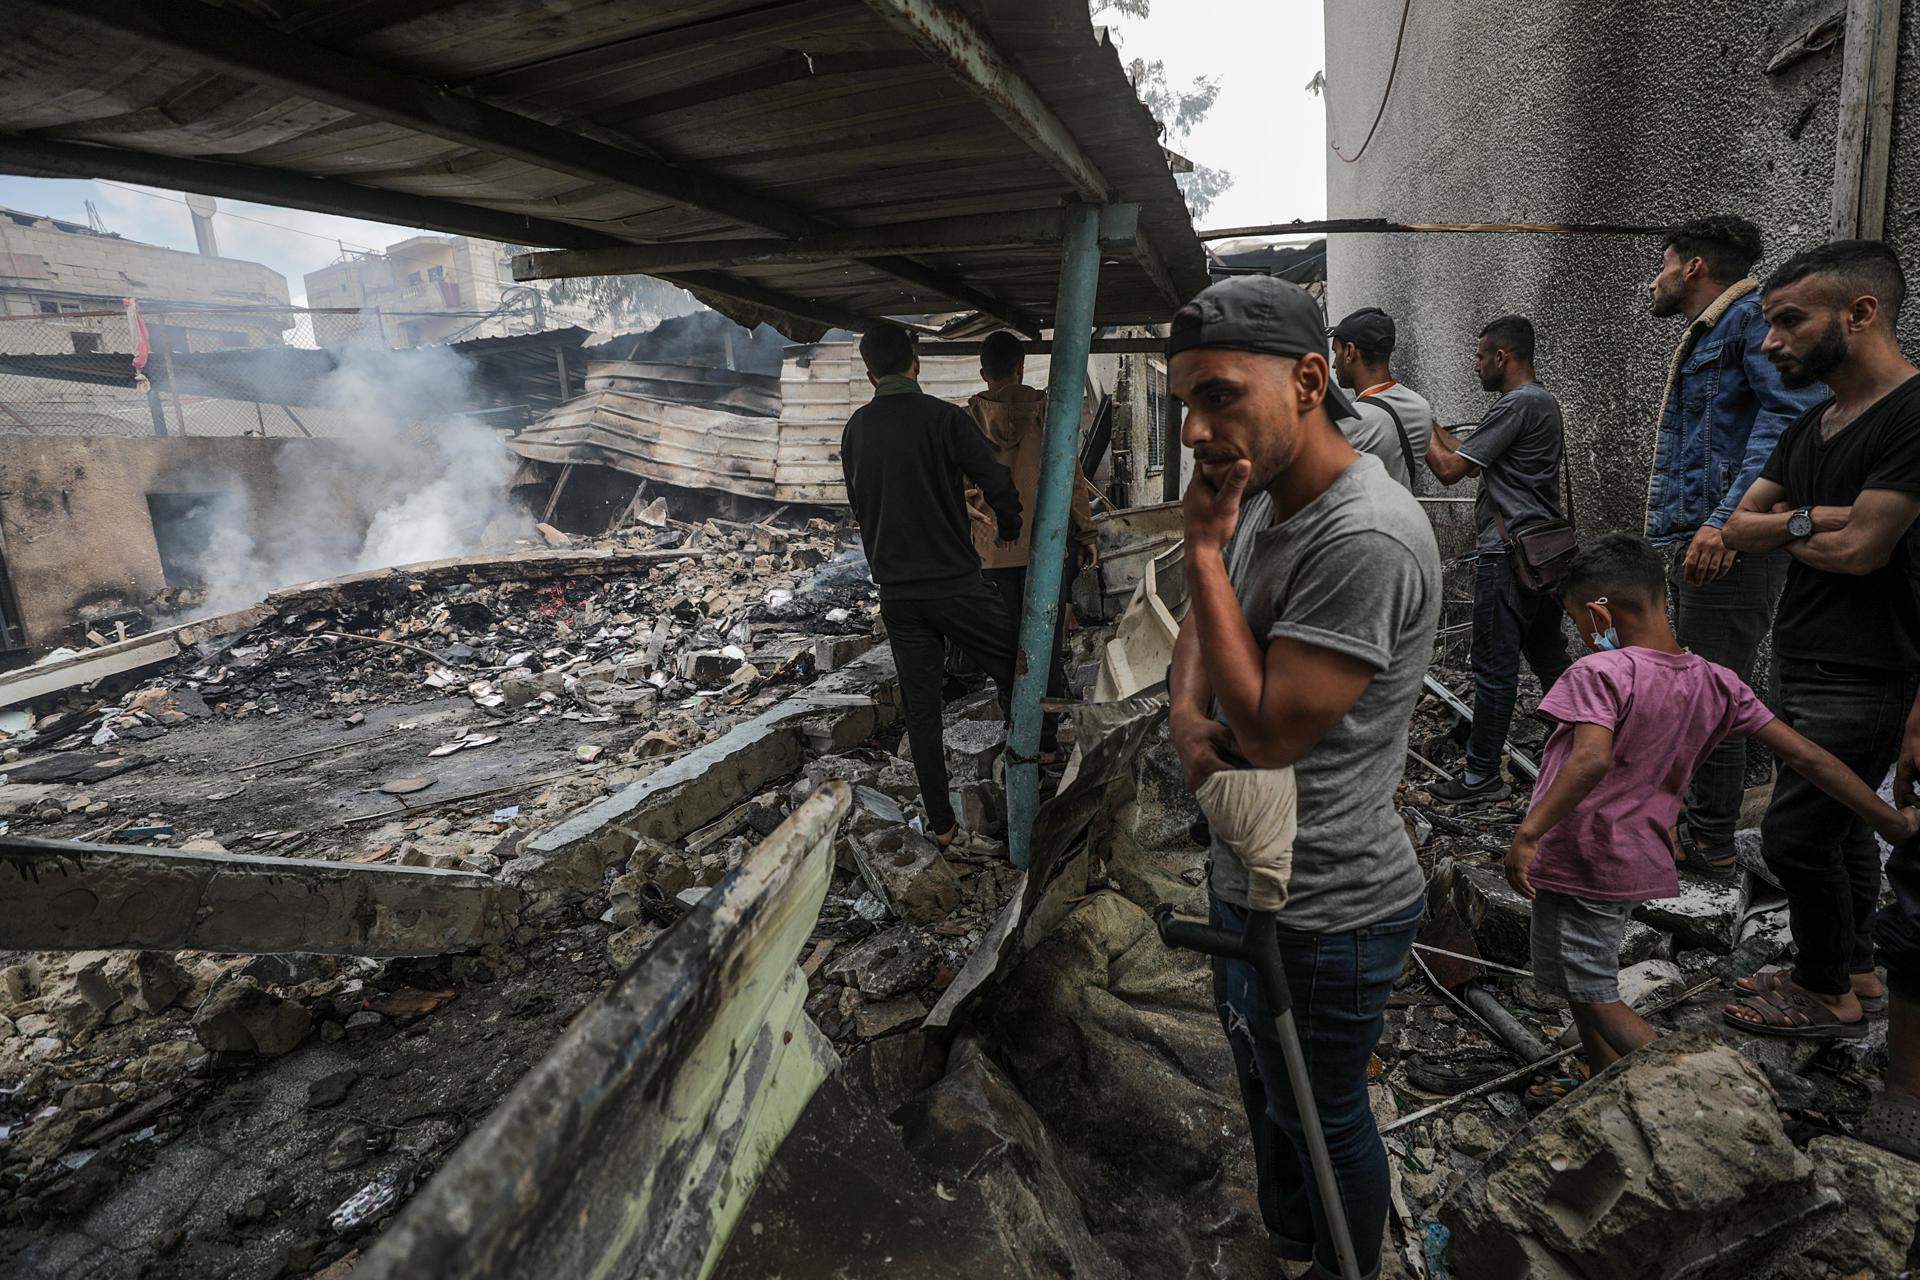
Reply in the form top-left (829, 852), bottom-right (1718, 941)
top-left (1196, 767), bottom-right (1298, 912)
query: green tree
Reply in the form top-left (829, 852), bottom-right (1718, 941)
top-left (1090, 0), bottom-right (1234, 217)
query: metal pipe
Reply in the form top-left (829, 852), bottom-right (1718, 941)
top-left (1007, 203), bottom-right (1102, 870)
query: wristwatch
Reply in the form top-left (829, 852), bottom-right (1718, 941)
top-left (1787, 506), bottom-right (1815, 539)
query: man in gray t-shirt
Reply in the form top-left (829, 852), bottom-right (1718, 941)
top-left (1427, 314), bottom-right (1574, 804)
top-left (1207, 464), bottom-right (1437, 929)
top-left (1329, 306), bottom-right (1435, 491)
top-left (1166, 276), bottom-right (1440, 1280)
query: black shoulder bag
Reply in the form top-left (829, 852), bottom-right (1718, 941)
top-left (1488, 438), bottom-right (1579, 593)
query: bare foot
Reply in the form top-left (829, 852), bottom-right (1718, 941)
top-left (1853, 972), bottom-right (1887, 1002)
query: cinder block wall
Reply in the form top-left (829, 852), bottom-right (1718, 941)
top-left (1323, 0), bottom-right (1919, 543)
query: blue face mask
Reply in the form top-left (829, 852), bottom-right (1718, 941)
top-left (1588, 599), bottom-right (1619, 650)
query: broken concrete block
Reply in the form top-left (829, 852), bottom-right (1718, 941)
top-left (678, 650), bottom-right (741, 685)
top-left (0, 963), bottom-right (35, 1007)
top-left (850, 827), bottom-right (962, 925)
top-left (1794, 1134), bottom-right (1920, 1279)
top-left (136, 1040), bottom-right (200, 1083)
top-left (1440, 861), bottom-right (1533, 967)
top-left (105, 951), bottom-right (189, 1014)
top-left (1441, 1032), bottom-right (1825, 1278)
top-left (534, 522), bottom-right (571, 547)
top-left (1634, 877), bottom-right (1739, 953)
top-left (1617, 917), bottom-right (1669, 967)
top-left (192, 979), bottom-right (312, 1056)
top-left (943, 719), bottom-right (1006, 782)
top-left (813, 633), bottom-right (876, 672)
top-left (947, 779), bottom-right (1004, 837)
top-left (854, 995), bottom-right (925, 1039)
top-left (826, 925), bottom-right (939, 1000)
top-left (68, 952), bottom-right (119, 1012)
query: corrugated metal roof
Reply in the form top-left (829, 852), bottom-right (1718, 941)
top-left (0, 0), bottom-right (1207, 338)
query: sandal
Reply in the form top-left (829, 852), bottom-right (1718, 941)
top-left (1733, 969), bottom-right (1791, 999)
top-left (1739, 968), bottom-right (1888, 1016)
top-left (1524, 1066), bottom-right (1589, 1111)
top-left (1861, 1090), bottom-right (1920, 1162)
top-left (1674, 825), bottom-right (1737, 881)
top-left (1722, 984), bottom-right (1869, 1040)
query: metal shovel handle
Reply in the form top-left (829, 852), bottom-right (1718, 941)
top-left (1154, 905), bottom-right (1365, 1280)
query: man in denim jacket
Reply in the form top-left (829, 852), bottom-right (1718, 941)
top-left (1645, 217), bottom-right (1824, 875)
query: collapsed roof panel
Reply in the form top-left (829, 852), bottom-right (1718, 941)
top-left (0, 0), bottom-right (1209, 336)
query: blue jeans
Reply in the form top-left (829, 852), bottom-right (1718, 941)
top-left (1210, 892), bottom-right (1422, 1280)
top-left (1465, 554), bottom-right (1572, 776)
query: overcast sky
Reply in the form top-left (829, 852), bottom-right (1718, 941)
top-left (0, 0), bottom-right (1325, 307)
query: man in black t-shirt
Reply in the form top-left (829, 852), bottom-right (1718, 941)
top-left (1722, 241), bottom-right (1920, 1040)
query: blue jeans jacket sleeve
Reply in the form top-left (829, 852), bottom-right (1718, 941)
top-left (1707, 304), bottom-right (1822, 529)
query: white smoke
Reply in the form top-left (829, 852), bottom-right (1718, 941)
top-left (178, 331), bottom-right (533, 615)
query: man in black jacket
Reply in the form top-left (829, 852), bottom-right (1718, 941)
top-left (842, 322), bottom-right (1024, 846)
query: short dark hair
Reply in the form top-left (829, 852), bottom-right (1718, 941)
top-left (1764, 239), bottom-right (1906, 325)
top-left (859, 321), bottom-right (916, 378)
top-left (1665, 216), bottom-right (1764, 282)
top-left (980, 330), bottom-right (1025, 380)
top-left (1559, 533), bottom-right (1667, 605)
top-left (1479, 315), bottom-right (1535, 364)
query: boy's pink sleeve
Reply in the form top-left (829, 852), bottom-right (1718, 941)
top-left (1537, 657), bottom-right (1626, 730)
top-left (1725, 675), bottom-right (1777, 737)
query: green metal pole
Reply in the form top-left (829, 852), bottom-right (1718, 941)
top-left (1007, 203), bottom-right (1102, 870)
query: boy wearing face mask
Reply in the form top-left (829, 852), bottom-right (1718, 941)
top-left (1504, 534), bottom-right (1918, 1103)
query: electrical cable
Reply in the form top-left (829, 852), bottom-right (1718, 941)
top-left (1329, 0), bottom-right (1414, 165)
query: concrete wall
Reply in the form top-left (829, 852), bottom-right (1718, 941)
top-left (0, 436), bottom-right (349, 647)
top-left (1323, 0), bottom-right (1919, 542)
top-left (304, 235), bottom-right (600, 350)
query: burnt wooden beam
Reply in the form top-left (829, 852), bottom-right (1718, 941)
top-left (864, 0), bottom-right (1114, 202)
top-left (0, 135), bottom-right (629, 252)
top-left (17, 0), bottom-right (817, 237)
top-left (0, 836), bottom-right (517, 957)
top-left (460, 0), bottom-right (846, 99)
top-left (0, 138), bottom-right (884, 334)
top-left (353, 785), bottom-right (852, 1280)
top-left (16, 0), bottom-right (1045, 333)
top-left (512, 206), bottom-right (1141, 280)
top-left (1200, 218), bottom-right (1670, 239)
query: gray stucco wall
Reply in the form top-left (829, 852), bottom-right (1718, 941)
top-left (1323, 0), bottom-right (1918, 544)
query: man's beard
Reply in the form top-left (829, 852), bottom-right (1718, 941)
top-left (1477, 370), bottom-right (1502, 392)
top-left (1649, 281), bottom-right (1684, 318)
top-left (1775, 318), bottom-right (1848, 389)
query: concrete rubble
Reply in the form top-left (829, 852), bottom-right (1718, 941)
top-left (0, 507), bottom-right (1912, 1280)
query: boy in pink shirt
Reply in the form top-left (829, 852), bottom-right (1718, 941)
top-left (1507, 535), bottom-right (1918, 1098)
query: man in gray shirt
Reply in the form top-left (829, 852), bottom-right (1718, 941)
top-left (1427, 314), bottom-right (1573, 803)
top-left (1329, 306), bottom-right (1435, 491)
top-left (1168, 276), bottom-right (1440, 1280)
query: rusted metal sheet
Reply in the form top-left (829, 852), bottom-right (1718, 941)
top-left (353, 784), bottom-right (852, 1280)
top-left (0, 1), bottom-right (1207, 333)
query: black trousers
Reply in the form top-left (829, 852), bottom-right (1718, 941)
top-left (881, 581), bottom-right (1017, 834)
top-left (1667, 547), bottom-right (1787, 846)
top-left (1763, 659), bottom-right (1917, 994)
top-left (1465, 553), bottom-right (1572, 775)
top-left (985, 565), bottom-right (1067, 755)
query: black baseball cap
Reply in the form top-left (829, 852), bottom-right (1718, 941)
top-left (1167, 276), bottom-right (1358, 420)
top-left (1328, 306), bottom-right (1396, 353)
